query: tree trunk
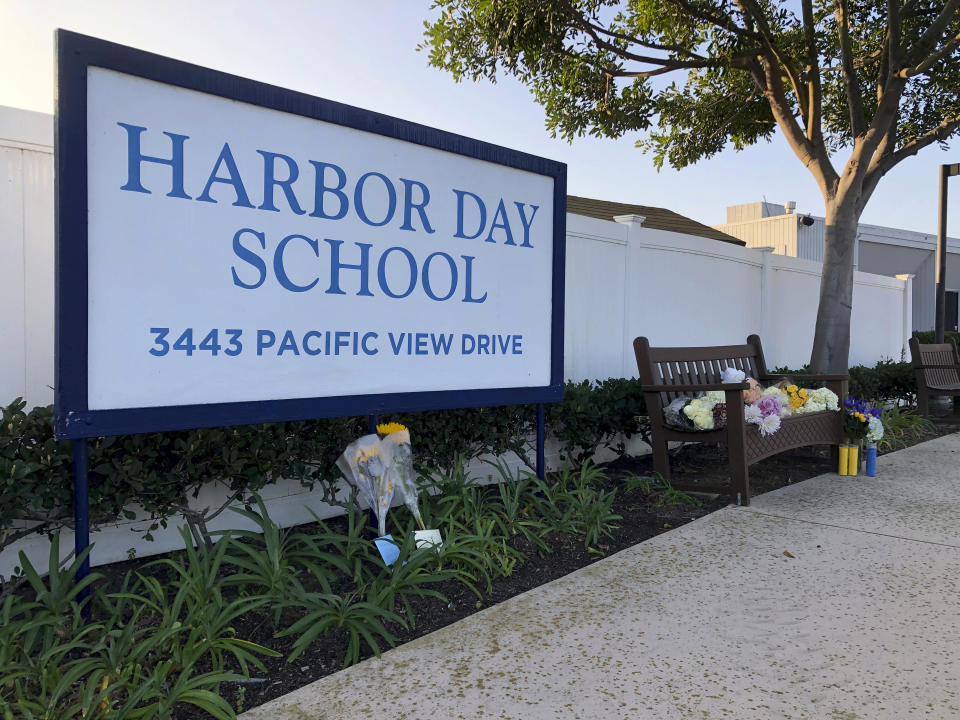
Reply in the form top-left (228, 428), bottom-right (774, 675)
top-left (810, 200), bottom-right (861, 373)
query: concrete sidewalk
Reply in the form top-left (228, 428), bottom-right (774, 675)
top-left (244, 433), bottom-right (960, 720)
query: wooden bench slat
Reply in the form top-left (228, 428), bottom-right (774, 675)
top-left (642, 382), bottom-right (750, 392)
top-left (648, 344), bottom-right (756, 362)
top-left (764, 372), bottom-right (849, 381)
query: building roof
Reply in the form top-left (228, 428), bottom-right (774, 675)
top-left (567, 195), bottom-right (746, 246)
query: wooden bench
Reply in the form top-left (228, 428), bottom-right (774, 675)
top-left (909, 337), bottom-right (960, 416)
top-left (633, 334), bottom-right (847, 506)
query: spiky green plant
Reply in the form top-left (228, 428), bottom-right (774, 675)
top-left (279, 591), bottom-right (404, 666)
top-left (878, 407), bottom-right (936, 451)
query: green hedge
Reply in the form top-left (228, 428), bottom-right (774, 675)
top-left (773, 358), bottom-right (916, 405)
top-left (847, 359), bottom-right (915, 405)
top-left (546, 378), bottom-right (649, 463)
top-left (912, 329), bottom-right (960, 346)
top-left (1, 354), bottom-right (919, 553)
top-left (0, 378), bottom-right (647, 552)
top-left (0, 401), bottom-right (366, 550)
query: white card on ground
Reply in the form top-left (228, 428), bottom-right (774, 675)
top-left (415, 529), bottom-right (443, 549)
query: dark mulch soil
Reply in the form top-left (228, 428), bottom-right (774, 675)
top-left (90, 412), bottom-right (960, 718)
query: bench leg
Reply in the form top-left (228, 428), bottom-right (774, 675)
top-left (726, 405), bottom-right (750, 506)
top-left (652, 438), bottom-right (671, 482)
top-left (730, 460), bottom-right (750, 506)
top-left (918, 388), bottom-right (930, 417)
top-left (728, 440), bottom-right (750, 506)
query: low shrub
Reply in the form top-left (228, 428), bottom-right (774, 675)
top-left (0, 398), bottom-right (365, 557)
top-left (393, 403), bottom-right (535, 474)
top-left (1, 378), bottom-right (648, 553)
top-left (545, 378), bottom-right (648, 464)
top-left (848, 359), bottom-right (916, 406)
top-left (773, 358), bottom-right (916, 406)
top-left (912, 329), bottom-right (960, 346)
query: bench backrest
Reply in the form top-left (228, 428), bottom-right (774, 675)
top-left (634, 334), bottom-right (770, 409)
top-left (909, 337), bottom-right (960, 390)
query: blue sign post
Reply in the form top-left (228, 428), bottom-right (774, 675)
top-left (55, 29), bottom-right (565, 594)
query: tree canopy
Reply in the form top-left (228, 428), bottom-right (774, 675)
top-left (423, 1), bottom-right (960, 208)
top-left (421, 0), bottom-right (960, 370)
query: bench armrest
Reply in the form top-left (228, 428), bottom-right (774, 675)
top-left (642, 382), bottom-right (750, 393)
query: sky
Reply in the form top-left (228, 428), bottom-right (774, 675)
top-left (1, 0), bottom-right (959, 235)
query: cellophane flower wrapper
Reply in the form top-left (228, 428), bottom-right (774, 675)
top-left (380, 429), bottom-right (425, 531)
top-left (663, 397), bottom-right (696, 430)
top-left (337, 434), bottom-right (394, 536)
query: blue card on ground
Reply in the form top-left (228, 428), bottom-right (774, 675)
top-left (374, 535), bottom-right (400, 566)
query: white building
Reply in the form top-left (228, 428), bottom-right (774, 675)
top-left (714, 201), bottom-right (960, 333)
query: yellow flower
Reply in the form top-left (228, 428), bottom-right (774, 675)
top-left (798, 388), bottom-right (808, 398)
top-left (376, 422), bottom-right (408, 435)
top-left (786, 385), bottom-right (798, 393)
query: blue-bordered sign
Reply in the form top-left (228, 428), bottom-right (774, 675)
top-left (55, 30), bottom-right (566, 440)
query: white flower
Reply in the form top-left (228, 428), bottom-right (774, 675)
top-left (798, 400), bottom-right (825, 414)
top-left (693, 411), bottom-right (714, 430)
top-left (867, 416), bottom-right (884, 443)
top-left (793, 388), bottom-right (839, 414)
top-left (758, 413), bottom-right (781, 437)
top-left (683, 392), bottom-right (725, 427)
top-left (807, 387), bottom-right (839, 411)
top-left (744, 404), bottom-right (762, 423)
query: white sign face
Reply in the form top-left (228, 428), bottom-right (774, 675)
top-left (85, 68), bottom-right (555, 410)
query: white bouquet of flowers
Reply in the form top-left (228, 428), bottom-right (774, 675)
top-left (794, 386), bottom-right (841, 414)
top-left (866, 415), bottom-right (884, 444)
top-left (682, 390), bottom-right (727, 430)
